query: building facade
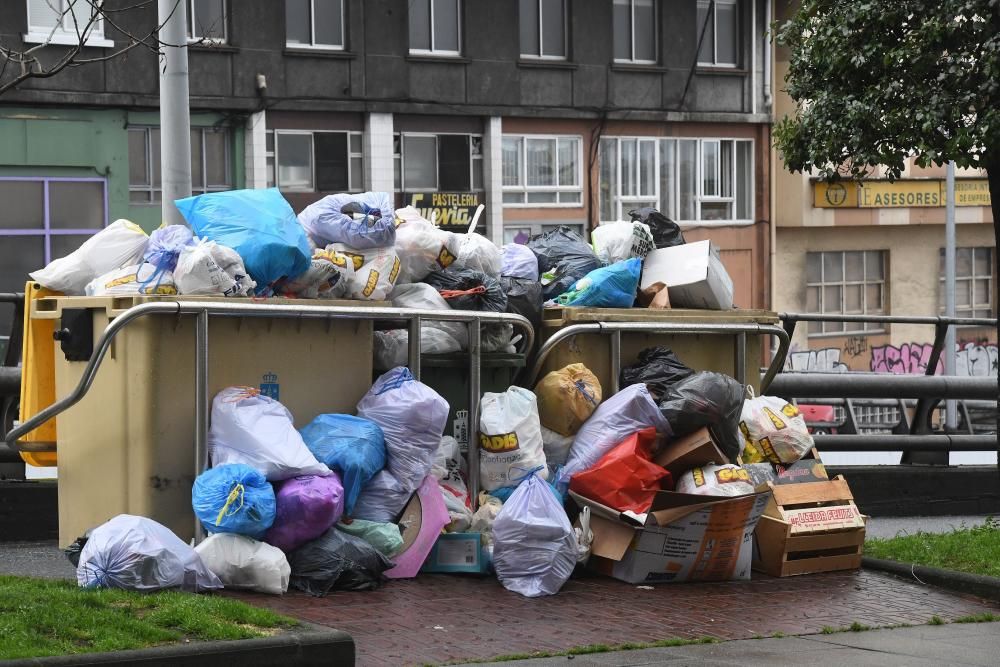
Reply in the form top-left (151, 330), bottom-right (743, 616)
top-left (772, 0), bottom-right (996, 378)
top-left (0, 0), bottom-right (775, 331)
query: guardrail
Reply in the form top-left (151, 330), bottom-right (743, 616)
top-left (2, 299), bottom-right (535, 539)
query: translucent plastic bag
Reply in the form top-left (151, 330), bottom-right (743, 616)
top-left (470, 494), bottom-right (504, 545)
top-left (208, 387), bottom-right (331, 481)
top-left (350, 469), bottom-right (413, 522)
top-left (559, 383), bottom-right (670, 485)
top-left (30, 219), bottom-right (149, 295)
top-left (390, 282), bottom-right (469, 348)
top-left (526, 226), bottom-right (601, 301)
top-left (739, 394), bottom-right (815, 465)
top-left (194, 533), bottom-right (290, 595)
top-left (282, 249), bottom-right (354, 299)
top-left (357, 367), bottom-right (450, 492)
top-left (393, 207), bottom-right (461, 282)
top-left (287, 527), bottom-right (395, 595)
top-left (374, 328), bottom-right (462, 370)
top-left (299, 414), bottom-right (386, 515)
top-left (298, 192), bottom-right (396, 249)
top-left (591, 221), bottom-right (654, 265)
top-left (433, 436), bottom-right (473, 532)
top-left (493, 474), bottom-right (576, 598)
top-left (329, 244), bottom-right (400, 301)
top-left (144, 225), bottom-right (194, 273)
top-left (658, 372), bottom-right (746, 461)
top-left (452, 232), bottom-right (502, 277)
top-left (176, 188), bottom-right (311, 288)
top-left (77, 515), bottom-right (222, 592)
top-left (541, 425), bottom-right (575, 467)
top-left (534, 363), bottom-right (603, 437)
top-left (424, 269), bottom-right (507, 312)
top-left (175, 240), bottom-right (256, 296)
top-left (337, 519), bottom-right (404, 557)
top-left (479, 387), bottom-right (548, 492)
top-left (675, 464), bottom-right (754, 497)
top-left (556, 257), bottom-right (642, 308)
top-left (264, 474), bottom-right (345, 553)
top-left (501, 243), bottom-right (539, 281)
top-left (85, 263), bottom-right (177, 296)
top-left (619, 347), bottom-right (695, 399)
top-left (192, 463), bottom-right (277, 539)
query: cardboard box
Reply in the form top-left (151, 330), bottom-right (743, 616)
top-left (773, 458), bottom-right (829, 486)
top-left (384, 475), bottom-right (451, 579)
top-left (640, 240), bottom-right (734, 310)
top-left (420, 532), bottom-right (491, 574)
top-left (654, 427), bottom-right (730, 479)
top-left (572, 489), bottom-right (771, 584)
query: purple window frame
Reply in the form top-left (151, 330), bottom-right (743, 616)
top-left (0, 176), bottom-right (109, 264)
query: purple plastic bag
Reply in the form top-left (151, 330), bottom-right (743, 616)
top-left (264, 474), bottom-right (345, 553)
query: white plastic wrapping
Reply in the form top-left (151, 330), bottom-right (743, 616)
top-left (479, 387), bottom-right (547, 491)
top-left (208, 387), bottom-right (331, 481)
top-left (452, 232), bottom-right (502, 277)
top-left (85, 263), bottom-right (177, 296)
top-left (282, 249), bottom-right (354, 299)
top-left (540, 425), bottom-right (575, 467)
top-left (470, 494), bottom-right (504, 545)
top-left (329, 243), bottom-right (400, 301)
top-left (175, 239), bottom-right (256, 296)
top-left (374, 328), bottom-right (462, 371)
top-left (390, 283), bottom-right (469, 348)
top-left (432, 436), bottom-right (474, 532)
top-left (77, 514), bottom-right (222, 592)
top-left (591, 221), bottom-right (655, 265)
top-left (492, 474), bottom-right (576, 597)
top-left (194, 533), bottom-right (291, 595)
top-left (393, 207), bottom-right (461, 283)
top-left (31, 219), bottom-right (149, 295)
top-left (675, 464), bottom-right (755, 497)
top-left (739, 394), bottom-right (816, 465)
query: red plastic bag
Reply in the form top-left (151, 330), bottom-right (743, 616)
top-left (569, 427), bottom-right (671, 513)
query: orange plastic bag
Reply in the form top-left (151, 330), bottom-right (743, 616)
top-left (568, 427), bottom-right (671, 513)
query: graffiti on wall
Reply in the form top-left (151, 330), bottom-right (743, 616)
top-left (787, 341), bottom-right (998, 376)
top-left (787, 347), bottom-right (850, 372)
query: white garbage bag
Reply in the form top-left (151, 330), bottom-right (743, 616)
top-left (282, 248), bottom-right (354, 299)
top-left (77, 514), bottom-right (222, 592)
top-left (541, 425), bottom-right (575, 467)
top-left (209, 387), bottom-right (331, 481)
top-left (675, 464), bottom-right (755, 497)
top-left (194, 533), bottom-right (291, 595)
top-left (501, 243), bottom-right (539, 281)
top-left (493, 474), bottom-right (576, 597)
top-left (31, 219), bottom-right (149, 295)
top-left (175, 239), bottom-right (256, 296)
top-left (374, 328), bottom-right (462, 371)
top-left (591, 221), bottom-right (655, 265)
top-left (390, 282), bottom-right (469, 348)
top-left (85, 263), bottom-right (177, 296)
top-left (479, 387), bottom-right (547, 491)
top-left (452, 232), bottom-right (502, 277)
top-left (393, 207), bottom-right (461, 283)
top-left (739, 394), bottom-right (815, 465)
top-left (329, 244), bottom-right (400, 301)
top-left (432, 436), bottom-right (473, 532)
top-left (558, 383), bottom-right (669, 485)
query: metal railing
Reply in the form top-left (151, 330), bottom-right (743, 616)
top-left (3, 299), bottom-right (535, 540)
top-left (0, 293), bottom-right (24, 466)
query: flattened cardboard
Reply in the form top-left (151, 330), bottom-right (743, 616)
top-left (773, 459), bottom-right (829, 485)
top-left (654, 427), bottom-right (730, 479)
top-left (385, 475), bottom-right (451, 579)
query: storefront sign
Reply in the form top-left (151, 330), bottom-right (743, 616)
top-left (405, 192), bottom-right (482, 232)
top-left (814, 179), bottom-right (991, 208)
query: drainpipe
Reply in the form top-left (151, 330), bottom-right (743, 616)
top-left (763, 0), bottom-right (773, 109)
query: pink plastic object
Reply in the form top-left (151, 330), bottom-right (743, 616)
top-left (384, 475), bottom-right (450, 579)
top-left (264, 474), bottom-right (344, 553)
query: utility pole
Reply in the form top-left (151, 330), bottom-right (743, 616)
top-left (158, 0), bottom-right (192, 226)
top-left (944, 161), bottom-right (957, 433)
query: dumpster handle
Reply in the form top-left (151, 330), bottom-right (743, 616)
top-left (527, 321), bottom-right (790, 393)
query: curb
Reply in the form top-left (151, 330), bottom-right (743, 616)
top-left (863, 556), bottom-right (1000, 603)
top-left (0, 622), bottom-right (354, 666)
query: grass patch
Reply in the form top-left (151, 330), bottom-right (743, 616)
top-left (820, 621), bottom-right (872, 635)
top-left (0, 575), bottom-right (296, 660)
top-left (929, 615), bottom-right (945, 625)
top-left (865, 518), bottom-right (1000, 577)
top-left (453, 636), bottom-right (718, 664)
top-left (953, 612), bottom-right (998, 624)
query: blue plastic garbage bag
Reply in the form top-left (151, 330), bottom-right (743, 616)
top-left (192, 464), bottom-right (277, 540)
top-left (175, 188), bottom-right (311, 288)
top-left (556, 257), bottom-right (642, 308)
top-left (298, 192), bottom-right (396, 249)
top-left (300, 414), bottom-right (387, 515)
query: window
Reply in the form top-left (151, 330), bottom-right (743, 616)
top-left (394, 133), bottom-right (483, 192)
top-left (0, 177), bottom-right (107, 336)
top-left (520, 0), bottom-right (566, 59)
top-left (502, 135), bottom-right (581, 206)
top-left (186, 0), bottom-right (226, 42)
top-left (697, 0), bottom-right (739, 67)
top-left (25, 0), bottom-right (113, 46)
top-left (805, 251), bottom-right (886, 335)
top-left (286, 0), bottom-right (345, 49)
top-left (265, 130), bottom-right (363, 192)
top-left (599, 137), bottom-right (752, 223)
top-left (128, 127), bottom-right (232, 203)
top-left (612, 0), bottom-right (656, 63)
top-left (939, 247), bottom-right (994, 318)
top-left (409, 0), bottom-right (461, 55)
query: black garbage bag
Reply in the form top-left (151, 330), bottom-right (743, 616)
top-left (287, 526), bottom-right (395, 596)
top-left (501, 276), bottom-right (543, 333)
top-left (657, 371), bottom-right (746, 460)
top-left (63, 532), bottom-right (91, 568)
top-left (526, 226), bottom-right (601, 301)
top-left (629, 207), bottom-right (685, 248)
top-left (424, 268), bottom-right (508, 312)
top-left (620, 347), bottom-right (695, 398)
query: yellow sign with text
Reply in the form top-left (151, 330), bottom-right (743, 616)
top-left (814, 179), bottom-right (991, 208)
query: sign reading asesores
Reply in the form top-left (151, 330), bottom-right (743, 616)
top-left (405, 192), bottom-right (481, 232)
top-left (814, 179), bottom-right (991, 208)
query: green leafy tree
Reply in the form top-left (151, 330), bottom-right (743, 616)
top-left (774, 0), bottom-right (1000, 419)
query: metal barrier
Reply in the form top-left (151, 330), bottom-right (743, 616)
top-left (526, 321), bottom-right (791, 392)
top-left (0, 293), bottom-right (24, 466)
top-left (3, 299), bottom-right (535, 539)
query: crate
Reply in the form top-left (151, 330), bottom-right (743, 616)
top-left (752, 475), bottom-right (866, 577)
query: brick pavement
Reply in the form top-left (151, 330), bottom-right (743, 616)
top-left (229, 569), bottom-right (1000, 667)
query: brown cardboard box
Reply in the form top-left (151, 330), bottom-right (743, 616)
top-left (654, 427), bottom-right (730, 479)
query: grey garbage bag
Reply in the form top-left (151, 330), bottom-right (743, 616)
top-left (526, 226), bottom-right (601, 301)
top-left (287, 526), bottom-right (395, 596)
